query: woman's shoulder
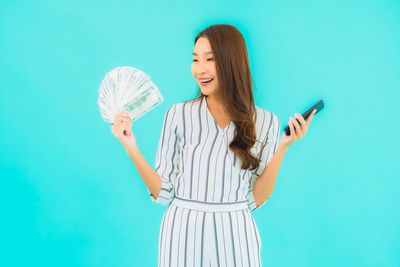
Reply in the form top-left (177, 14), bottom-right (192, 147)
top-left (169, 97), bottom-right (202, 112)
top-left (163, 98), bottom-right (201, 122)
top-left (254, 105), bottom-right (280, 143)
top-left (254, 105), bottom-right (278, 122)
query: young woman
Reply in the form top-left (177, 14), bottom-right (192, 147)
top-left (112, 24), bottom-right (316, 267)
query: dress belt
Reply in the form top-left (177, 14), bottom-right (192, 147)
top-left (170, 196), bottom-right (249, 212)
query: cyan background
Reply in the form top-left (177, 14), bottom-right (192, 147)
top-left (1, 0), bottom-right (399, 266)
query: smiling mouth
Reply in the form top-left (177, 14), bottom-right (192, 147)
top-left (199, 78), bottom-right (214, 85)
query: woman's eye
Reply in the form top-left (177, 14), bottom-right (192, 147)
top-left (192, 58), bottom-right (213, 62)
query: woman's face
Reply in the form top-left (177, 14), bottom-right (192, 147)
top-left (191, 37), bottom-right (219, 97)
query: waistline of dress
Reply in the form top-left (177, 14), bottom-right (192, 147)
top-left (170, 196), bottom-right (249, 212)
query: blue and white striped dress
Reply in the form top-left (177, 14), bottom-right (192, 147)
top-left (149, 95), bottom-right (280, 267)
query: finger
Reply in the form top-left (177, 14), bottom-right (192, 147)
top-left (121, 116), bottom-right (131, 125)
top-left (115, 112), bottom-right (130, 121)
top-left (115, 119), bottom-right (124, 126)
top-left (120, 121), bottom-right (131, 129)
top-left (295, 113), bottom-right (307, 130)
top-left (114, 115), bottom-right (123, 124)
top-left (122, 121), bottom-right (133, 132)
top-left (288, 118), bottom-right (297, 139)
top-left (291, 116), bottom-right (303, 137)
top-left (306, 109), bottom-right (317, 124)
top-left (295, 113), bottom-right (308, 137)
top-left (117, 116), bottom-right (132, 126)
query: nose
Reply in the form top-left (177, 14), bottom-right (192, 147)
top-left (195, 62), bottom-right (207, 76)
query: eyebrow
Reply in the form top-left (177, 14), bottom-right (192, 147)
top-left (192, 51), bottom-right (213, 56)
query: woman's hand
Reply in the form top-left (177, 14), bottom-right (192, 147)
top-left (279, 109), bottom-right (317, 148)
top-left (111, 111), bottom-right (137, 151)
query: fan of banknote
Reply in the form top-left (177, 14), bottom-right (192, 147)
top-left (98, 66), bottom-right (163, 124)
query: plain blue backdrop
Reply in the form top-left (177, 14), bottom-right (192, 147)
top-left (1, 0), bottom-right (399, 266)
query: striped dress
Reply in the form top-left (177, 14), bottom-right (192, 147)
top-left (149, 95), bottom-right (280, 267)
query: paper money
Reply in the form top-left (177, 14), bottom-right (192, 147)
top-left (98, 66), bottom-right (163, 124)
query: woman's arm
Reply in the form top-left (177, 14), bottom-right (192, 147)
top-left (111, 111), bottom-right (162, 199)
top-left (253, 109), bottom-right (317, 208)
top-left (112, 104), bottom-right (180, 205)
top-left (126, 147), bottom-right (162, 199)
top-left (253, 143), bottom-right (287, 208)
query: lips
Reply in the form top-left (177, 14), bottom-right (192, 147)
top-left (199, 78), bottom-right (213, 85)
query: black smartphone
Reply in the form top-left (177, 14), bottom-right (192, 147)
top-left (284, 99), bottom-right (324, 136)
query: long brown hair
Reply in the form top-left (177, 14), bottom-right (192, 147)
top-left (189, 24), bottom-right (261, 171)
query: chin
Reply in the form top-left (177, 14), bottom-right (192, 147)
top-left (200, 87), bottom-right (216, 96)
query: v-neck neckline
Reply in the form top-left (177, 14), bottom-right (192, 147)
top-left (203, 96), bottom-right (232, 132)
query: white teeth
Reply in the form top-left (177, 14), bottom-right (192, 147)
top-left (200, 78), bottom-right (213, 82)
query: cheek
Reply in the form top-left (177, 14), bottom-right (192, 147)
top-left (211, 64), bottom-right (217, 77)
top-left (191, 64), bottom-right (195, 76)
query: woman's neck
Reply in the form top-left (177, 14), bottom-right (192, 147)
top-left (206, 94), bottom-right (229, 118)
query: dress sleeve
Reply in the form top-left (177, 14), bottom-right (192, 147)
top-left (247, 112), bottom-right (281, 212)
top-left (149, 104), bottom-right (181, 205)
